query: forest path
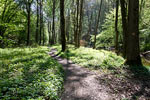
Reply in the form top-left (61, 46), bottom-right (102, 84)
top-left (49, 48), bottom-right (113, 100)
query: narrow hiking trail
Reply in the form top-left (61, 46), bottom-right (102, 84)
top-left (49, 49), bottom-right (114, 100)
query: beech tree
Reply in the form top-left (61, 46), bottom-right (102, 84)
top-left (126, 0), bottom-right (142, 65)
top-left (25, 0), bottom-right (33, 46)
top-left (60, 0), bottom-right (66, 52)
top-left (115, 0), bottom-right (119, 54)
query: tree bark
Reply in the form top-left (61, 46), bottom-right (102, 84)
top-left (120, 0), bottom-right (127, 58)
top-left (39, 0), bottom-right (42, 45)
top-left (115, 0), bottom-right (119, 54)
top-left (35, 0), bottom-right (39, 43)
top-left (52, 0), bottom-right (55, 45)
top-left (48, 21), bottom-right (52, 44)
top-left (75, 0), bottom-right (79, 47)
top-left (27, 3), bottom-right (31, 46)
top-left (126, 0), bottom-right (142, 65)
top-left (42, 12), bottom-right (44, 46)
top-left (78, 0), bottom-right (84, 47)
top-left (60, 0), bottom-right (66, 52)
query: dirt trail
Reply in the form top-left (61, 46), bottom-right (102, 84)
top-left (49, 49), bottom-right (113, 100)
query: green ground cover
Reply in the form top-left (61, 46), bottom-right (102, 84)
top-left (0, 46), bottom-right (64, 100)
top-left (52, 45), bottom-right (125, 70)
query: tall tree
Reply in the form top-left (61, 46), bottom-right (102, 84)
top-left (120, 0), bottom-right (127, 58)
top-left (51, 0), bottom-right (55, 45)
top-left (78, 0), bottom-right (84, 47)
top-left (60, 0), bottom-right (66, 52)
top-left (93, 0), bottom-right (103, 49)
top-left (115, 0), bottom-right (119, 54)
top-left (48, 21), bottom-right (52, 44)
top-left (25, 0), bottom-right (33, 46)
top-left (39, 0), bottom-right (42, 45)
top-left (75, 0), bottom-right (79, 47)
top-left (35, 0), bottom-right (39, 43)
top-left (126, 0), bottom-right (142, 65)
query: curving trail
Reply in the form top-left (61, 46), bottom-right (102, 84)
top-left (49, 49), bottom-right (113, 100)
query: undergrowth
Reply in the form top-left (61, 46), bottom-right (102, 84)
top-left (52, 45), bottom-right (125, 70)
top-left (0, 46), bottom-right (64, 100)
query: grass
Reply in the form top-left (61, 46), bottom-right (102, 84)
top-left (52, 45), bottom-right (125, 70)
top-left (0, 46), bottom-right (64, 100)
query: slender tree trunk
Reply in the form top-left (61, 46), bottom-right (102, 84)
top-left (93, 0), bottom-right (103, 49)
top-left (39, 0), bottom-right (42, 45)
top-left (78, 0), bottom-right (84, 48)
top-left (120, 0), bottom-right (127, 58)
top-left (27, 3), bottom-right (31, 46)
top-left (42, 14), bottom-right (44, 46)
top-left (75, 0), bottom-right (79, 47)
top-left (48, 21), bottom-right (52, 44)
top-left (115, 0), bottom-right (119, 54)
top-left (35, 0), bottom-right (39, 43)
top-left (126, 0), bottom-right (142, 65)
top-left (74, 7), bottom-right (77, 45)
top-left (66, 9), bottom-right (70, 42)
top-left (60, 0), bottom-right (66, 52)
top-left (52, 0), bottom-right (55, 45)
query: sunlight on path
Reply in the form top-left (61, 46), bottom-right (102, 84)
top-left (49, 49), bottom-right (113, 100)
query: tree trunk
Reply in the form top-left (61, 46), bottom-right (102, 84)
top-left (52, 0), bottom-right (55, 45)
top-left (60, 0), bottom-right (66, 52)
top-left (39, 0), bottom-right (42, 45)
top-left (35, 0), bottom-right (39, 43)
top-left (115, 0), bottom-right (119, 54)
top-left (48, 21), bottom-right (52, 44)
top-left (126, 0), bottom-right (142, 65)
top-left (75, 0), bottom-right (79, 47)
top-left (42, 14), bottom-right (44, 46)
top-left (74, 6), bottom-right (77, 45)
top-left (27, 3), bottom-right (31, 46)
top-left (78, 0), bottom-right (84, 48)
top-left (66, 9), bottom-right (70, 42)
top-left (120, 0), bottom-right (127, 58)
top-left (93, 0), bottom-right (103, 49)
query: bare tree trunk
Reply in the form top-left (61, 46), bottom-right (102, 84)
top-left (93, 0), bottom-right (103, 49)
top-left (27, 3), bottom-right (31, 46)
top-left (42, 13), bottom-right (44, 46)
top-left (126, 0), bottom-right (142, 65)
top-left (48, 21), bottom-right (52, 44)
top-left (35, 0), bottom-right (39, 43)
top-left (75, 0), bottom-right (79, 47)
top-left (78, 0), bottom-right (84, 47)
top-left (60, 0), bottom-right (66, 52)
top-left (74, 6), bottom-right (76, 45)
top-left (120, 0), bottom-right (127, 58)
top-left (115, 0), bottom-right (119, 54)
top-left (66, 9), bottom-right (71, 42)
top-left (39, 0), bottom-right (42, 45)
top-left (52, 0), bottom-right (55, 45)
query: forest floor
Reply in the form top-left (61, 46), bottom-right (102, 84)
top-left (49, 48), bottom-right (150, 100)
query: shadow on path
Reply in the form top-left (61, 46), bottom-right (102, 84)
top-left (49, 49), bottom-right (112, 100)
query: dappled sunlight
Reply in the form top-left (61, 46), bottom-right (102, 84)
top-left (0, 47), bottom-right (64, 100)
top-left (52, 45), bottom-right (125, 70)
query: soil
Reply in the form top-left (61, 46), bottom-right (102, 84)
top-left (49, 48), bottom-right (150, 100)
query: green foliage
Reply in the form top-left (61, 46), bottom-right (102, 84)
top-left (139, 0), bottom-right (150, 52)
top-left (53, 45), bottom-right (125, 70)
top-left (91, 9), bottom-right (123, 49)
top-left (0, 47), bottom-right (64, 100)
